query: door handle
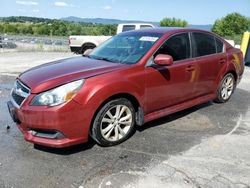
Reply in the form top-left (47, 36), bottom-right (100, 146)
top-left (219, 59), bottom-right (226, 64)
top-left (186, 65), bottom-right (195, 72)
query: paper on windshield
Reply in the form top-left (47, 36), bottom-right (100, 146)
top-left (139, 36), bottom-right (159, 42)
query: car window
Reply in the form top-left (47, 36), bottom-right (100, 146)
top-left (90, 32), bottom-right (163, 64)
top-left (192, 32), bottom-right (216, 57)
top-left (140, 25), bottom-right (153, 29)
top-left (215, 38), bottom-right (224, 53)
top-left (154, 33), bottom-right (191, 61)
top-left (122, 25), bottom-right (136, 32)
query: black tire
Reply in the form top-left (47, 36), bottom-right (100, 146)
top-left (81, 44), bottom-right (96, 54)
top-left (90, 98), bottom-right (135, 146)
top-left (214, 73), bottom-right (235, 103)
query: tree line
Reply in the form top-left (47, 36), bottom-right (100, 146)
top-left (0, 13), bottom-right (250, 40)
top-left (160, 13), bottom-right (250, 44)
top-left (0, 17), bottom-right (117, 36)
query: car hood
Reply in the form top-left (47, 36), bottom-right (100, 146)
top-left (19, 56), bottom-right (127, 93)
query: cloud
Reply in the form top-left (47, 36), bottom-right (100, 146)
top-left (103, 5), bottom-right (112, 10)
top-left (123, 9), bottom-right (129, 13)
top-left (54, 2), bottom-right (68, 7)
top-left (16, 1), bottom-right (38, 6)
top-left (17, 9), bottom-right (26, 12)
top-left (32, 9), bottom-right (39, 12)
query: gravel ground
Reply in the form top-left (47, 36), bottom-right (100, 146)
top-left (0, 52), bottom-right (249, 188)
top-left (0, 52), bottom-right (74, 76)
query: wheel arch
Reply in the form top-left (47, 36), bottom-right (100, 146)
top-left (215, 69), bottom-right (237, 93)
top-left (89, 92), bottom-right (143, 137)
top-left (98, 93), bottom-right (141, 112)
top-left (214, 70), bottom-right (236, 103)
top-left (81, 42), bottom-right (97, 53)
top-left (226, 70), bottom-right (237, 82)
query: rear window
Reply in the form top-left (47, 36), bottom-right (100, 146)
top-left (122, 25), bottom-right (136, 32)
top-left (215, 38), bottom-right (224, 53)
top-left (140, 25), bottom-right (153, 29)
top-left (192, 32), bottom-right (216, 57)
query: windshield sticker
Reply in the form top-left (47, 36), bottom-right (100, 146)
top-left (139, 36), bottom-right (159, 42)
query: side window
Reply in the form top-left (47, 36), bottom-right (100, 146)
top-left (122, 25), bottom-right (136, 32)
top-left (140, 25), bottom-right (153, 29)
top-left (215, 38), bottom-right (224, 53)
top-left (192, 32), bottom-right (216, 57)
top-left (154, 33), bottom-right (191, 61)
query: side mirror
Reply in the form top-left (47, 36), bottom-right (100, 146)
top-left (83, 49), bottom-right (94, 56)
top-left (154, 54), bottom-right (173, 66)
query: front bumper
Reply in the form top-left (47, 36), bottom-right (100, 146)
top-left (7, 98), bottom-right (90, 148)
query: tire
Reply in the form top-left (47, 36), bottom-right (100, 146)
top-left (81, 44), bottom-right (96, 54)
top-left (214, 73), bottom-right (235, 103)
top-left (91, 98), bottom-right (135, 146)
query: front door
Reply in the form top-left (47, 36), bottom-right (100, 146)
top-left (144, 33), bottom-right (197, 114)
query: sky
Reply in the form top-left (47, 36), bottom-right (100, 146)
top-left (1, 0), bottom-right (250, 24)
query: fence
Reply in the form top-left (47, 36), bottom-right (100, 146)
top-left (0, 34), bottom-right (70, 52)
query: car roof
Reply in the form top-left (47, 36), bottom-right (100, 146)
top-left (118, 23), bottom-right (154, 26)
top-left (124, 27), bottom-right (212, 35)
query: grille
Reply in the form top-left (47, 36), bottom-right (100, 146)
top-left (11, 92), bottom-right (25, 106)
top-left (11, 80), bottom-right (30, 107)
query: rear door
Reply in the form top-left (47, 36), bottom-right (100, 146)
top-left (145, 32), bottom-right (197, 114)
top-left (191, 32), bottom-right (227, 96)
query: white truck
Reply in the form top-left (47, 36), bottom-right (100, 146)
top-left (69, 23), bottom-right (155, 54)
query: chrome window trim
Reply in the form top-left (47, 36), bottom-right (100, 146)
top-left (146, 31), bottom-right (226, 67)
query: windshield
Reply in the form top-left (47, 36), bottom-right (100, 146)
top-left (89, 32), bottom-right (163, 64)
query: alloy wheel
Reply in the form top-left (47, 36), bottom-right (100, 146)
top-left (221, 75), bottom-right (234, 100)
top-left (100, 105), bottom-right (133, 142)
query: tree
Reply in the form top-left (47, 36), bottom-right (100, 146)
top-left (3, 23), bottom-right (18, 33)
top-left (0, 16), bottom-right (117, 36)
top-left (160, 17), bottom-right (188, 27)
top-left (18, 23), bottom-right (33, 35)
top-left (212, 13), bottom-right (250, 36)
top-left (36, 24), bottom-right (50, 35)
top-left (0, 24), bottom-right (4, 33)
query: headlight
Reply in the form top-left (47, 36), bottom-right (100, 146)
top-left (30, 79), bottom-right (84, 106)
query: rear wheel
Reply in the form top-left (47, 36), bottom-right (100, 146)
top-left (91, 98), bottom-right (135, 146)
top-left (214, 73), bottom-right (235, 103)
top-left (81, 43), bottom-right (96, 54)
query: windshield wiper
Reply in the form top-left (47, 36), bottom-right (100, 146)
top-left (83, 54), bottom-right (90, 58)
top-left (90, 56), bottom-right (118, 63)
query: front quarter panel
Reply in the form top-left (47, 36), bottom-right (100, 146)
top-left (73, 65), bottom-right (145, 127)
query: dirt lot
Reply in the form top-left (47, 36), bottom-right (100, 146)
top-left (0, 52), bottom-right (250, 188)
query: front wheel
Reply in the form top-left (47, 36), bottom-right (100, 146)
top-left (214, 73), bottom-right (235, 103)
top-left (91, 98), bottom-right (135, 146)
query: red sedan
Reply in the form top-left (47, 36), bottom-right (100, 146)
top-left (7, 28), bottom-right (244, 148)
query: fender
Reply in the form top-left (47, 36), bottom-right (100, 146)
top-left (76, 80), bottom-right (144, 109)
top-left (214, 48), bottom-right (243, 90)
top-left (73, 68), bottom-right (145, 128)
top-left (214, 57), bottom-right (229, 89)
